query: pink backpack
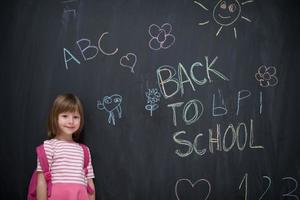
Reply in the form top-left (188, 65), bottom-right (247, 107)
top-left (27, 144), bottom-right (94, 200)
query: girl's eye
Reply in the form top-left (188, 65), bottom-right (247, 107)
top-left (74, 116), bottom-right (80, 119)
top-left (62, 115), bottom-right (68, 118)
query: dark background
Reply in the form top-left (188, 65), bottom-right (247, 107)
top-left (1, 0), bottom-right (300, 199)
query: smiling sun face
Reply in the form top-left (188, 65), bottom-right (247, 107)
top-left (194, 0), bottom-right (253, 39)
top-left (213, 0), bottom-right (241, 26)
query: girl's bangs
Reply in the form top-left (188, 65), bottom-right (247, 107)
top-left (59, 101), bottom-right (80, 114)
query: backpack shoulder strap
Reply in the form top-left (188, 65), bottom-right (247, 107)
top-left (79, 144), bottom-right (95, 194)
top-left (80, 144), bottom-right (90, 170)
top-left (36, 144), bottom-right (50, 172)
top-left (36, 144), bottom-right (52, 197)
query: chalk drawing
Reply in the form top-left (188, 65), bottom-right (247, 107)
top-left (148, 23), bottom-right (175, 50)
top-left (255, 65), bottom-right (278, 87)
top-left (175, 174), bottom-right (298, 199)
top-left (97, 94), bottom-right (122, 126)
top-left (193, 0), bottom-right (254, 39)
top-left (175, 178), bottom-right (211, 200)
top-left (145, 88), bottom-right (161, 116)
top-left (62, 0), bottom-right (78, 17)
top-left (120, 53), bottom-right (137, 73)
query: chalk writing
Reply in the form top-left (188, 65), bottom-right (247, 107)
top-left (148, 23), bottom-right (175, 50)
top-left (63, 48), bottom-right (81, 70)
top-left (173, 119), bottom-right (263, 157)
top-left (76, 32), bottom-right (118, 60)
top-left (156, 57), bottom-right (229, 99)
top-left (119, 53), bottom-right (137, 73)
top-left (193, 0), bottom-right (253, 39)
top-left (97, 94), bottom-right (122, 126)
top-left (259, 91), bottom-right (263, 114)
top-left (212, 89), bottom-right (227, 116)
top-left (282, 177), bottom-right (299, 200)
top-left (255, 65), bottom-right (278, 87)
top-left (175, 178), bottom-right (211, 200)
top-left (76, 39), bottom-right (99, 61)
top-left (145, 88), bottom-right (161, 116)
top-left (236, 89), bottom-right (251, 115)
top-left (63, 32), bottom-right (119, 69)
top-left (239, 174), bottom-right (299, 200)
top-left (167, 89), bottom-right (262, 126)
top-left (98, 32), bottom-right (119, 56)
top-left (239, 173), bottom-right (249, 200)
top-left (168, 99), bottom-right (204, 126)
top-left (259, 176), bottom-right (271, 200)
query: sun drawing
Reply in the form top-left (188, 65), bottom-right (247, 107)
top-left (194, 0), bottom-right (254, 39)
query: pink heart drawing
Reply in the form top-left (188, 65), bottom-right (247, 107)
top-left (120, 53), bottom-right (137, 73)
top-left (175, 178), bottom-right (211, 200)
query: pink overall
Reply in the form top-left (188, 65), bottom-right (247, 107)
top-left (48, 183), bottom-right (89, 200)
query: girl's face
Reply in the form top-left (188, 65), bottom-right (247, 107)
top-left (57, 111), bottom-right (81, 140)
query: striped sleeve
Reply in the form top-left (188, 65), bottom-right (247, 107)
top-left (86, 147), bottom-right (95, 179)
top-left (36, 140), bottom-right (54, 172)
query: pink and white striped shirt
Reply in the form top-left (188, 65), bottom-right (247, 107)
top-left (36, 139), bottom-right (95, 185)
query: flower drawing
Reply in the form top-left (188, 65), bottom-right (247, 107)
top-left (255, 65), bottom-right (278, 87)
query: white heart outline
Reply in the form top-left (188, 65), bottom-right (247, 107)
top-left (175, 178), bottom-right (211, 200)
top-left (119, 53), bottom-right (137, 73)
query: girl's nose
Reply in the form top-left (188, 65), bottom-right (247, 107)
top-left (68, 117), bottom-right (74, 124)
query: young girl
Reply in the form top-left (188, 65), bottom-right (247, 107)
top-left (36, 94), bottom-right (95, 200)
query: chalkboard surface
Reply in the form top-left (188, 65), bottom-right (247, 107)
top-left (1, 0), bottom-right (300, 199)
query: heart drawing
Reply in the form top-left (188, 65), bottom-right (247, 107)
top-left (120, 53), bottom-right (137, 73)
top-left (175, 178), bottom-right (211, 200)
top-left (96, 94), bottom-right (122, 126)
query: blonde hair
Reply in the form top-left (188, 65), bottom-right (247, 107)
top-left (47, 93), bottom-right (84, 141)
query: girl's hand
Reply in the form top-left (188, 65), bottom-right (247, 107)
top-left (87, 178), bottom-right (96, 200)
